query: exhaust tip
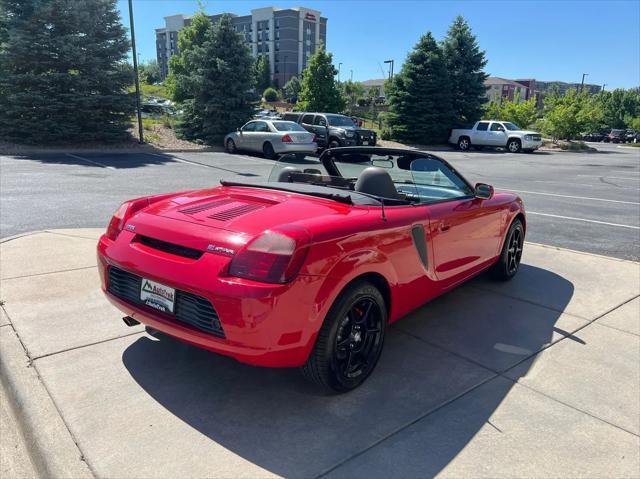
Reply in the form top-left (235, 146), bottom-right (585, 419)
top-left (122, 316), bottom-right (140, 327)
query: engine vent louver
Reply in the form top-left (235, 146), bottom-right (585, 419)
top-left (207, 203), bottom-right (264, 221)
top-left (179, 199), bottom-right (234, 215)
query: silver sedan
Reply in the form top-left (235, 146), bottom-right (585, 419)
top-left (225, 120), bottom-right (317, 159)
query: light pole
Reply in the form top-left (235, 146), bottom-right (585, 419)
top-left (128, 0), bottom-right (143, 143)
top-left (350, 69), bottom-right (353, 82)
top-left (580, 73), bottom-right (588, 93)
top-left (384, 59), bottom-right (394, 81)
top-left (601, 83), bottom-right (607, 93)
top-left (338, 62), bottom-right (342, 82)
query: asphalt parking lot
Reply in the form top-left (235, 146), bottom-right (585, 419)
top-left (1, 142), bottom-right (638, 260)
top-left (1, 143), bottom-right (639, 477)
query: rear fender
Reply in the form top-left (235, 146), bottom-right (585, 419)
top-left (311, 249), bottom-right (399, 330)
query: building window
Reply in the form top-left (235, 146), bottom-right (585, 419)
top-left (276, 30), bottom-right (280, 39)
top-left (275, 41), bottom-right (280, 51)
top-left (265, 43), bottom-right (269, 53)
top-left (257, 44), bottom-right (262, 53)
top-left (275, 19), bottom-right (280, 28)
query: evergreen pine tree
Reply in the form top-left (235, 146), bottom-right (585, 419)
top-left (165, 11), bottom-right (212, 102)
top-left (178, 14), bottom-right (254, 144)
top-left (255, 55), bottom-right (272, 93)
top-left (0, 0), bottom-right (133, 144)
top-left (296, 45), bottom-right (344, 113)
top-left (386, 32), bottom-right (453, 144)
top-left (442, 16), bottom-right (488, 125)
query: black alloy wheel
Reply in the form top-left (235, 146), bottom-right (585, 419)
top-left (334, 297), bottom-right (384, 382)
top-left (490, 219), bottom-right (524, 281)
top-left (301, 281), bottom-right (387, 392)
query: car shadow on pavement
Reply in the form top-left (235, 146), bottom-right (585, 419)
top-left (9, 151), bottom-right (181, 169)
top-left (122, 264), bottom-right (574, 478)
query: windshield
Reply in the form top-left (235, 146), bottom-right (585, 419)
top-left (503, 122), bottom-right (521, 131)
top-left (268, 152), bottom-right (473, 204)
top-left (327, 115), bottom-right (356, 127)
top-left (272, 121), bottom-right (306, 132)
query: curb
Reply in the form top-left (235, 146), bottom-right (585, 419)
top-left (0, 320), bottom-right (94, 478)
top-left (525, 241), bottom-right (640, 265)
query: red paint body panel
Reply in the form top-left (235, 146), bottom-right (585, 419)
top-left (98, 184), bottom-right (524, 367)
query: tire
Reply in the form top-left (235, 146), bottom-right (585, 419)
top-left (328, 138), bottom-right (342, 149)
top-left (226, 138), bottom-right (236, 154)
top-left (263, 142), bottom-right (277, 159)
top-left (458, 136), bottom-right (471, 151)
top-left (300, 280), bottom-right (387, 393)
top-left (489, 219), bottom-right (524, 281)
top-left (507, 138), bottom-right (522, 153)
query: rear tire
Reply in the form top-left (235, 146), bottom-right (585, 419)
top-left (458, 136), bottom-right (471, 151)
top-left (301, 281), bottom-right (387, 393)
top-left (263, 142), bottom-right (277, 159)
top-left (507, 138), bottom-right (522, 153)
top-left (490, 219), bottom-right (524, 281)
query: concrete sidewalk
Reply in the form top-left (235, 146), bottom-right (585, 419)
top-left (0, 229), bottom-right (638, 478)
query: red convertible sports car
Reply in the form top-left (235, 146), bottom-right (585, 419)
top-left (98, 147), bottom-right (525, 392)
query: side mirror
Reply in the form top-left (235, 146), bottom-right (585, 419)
top-left (475, 183), bottom-right (494, 200)
top-left (497, 127), bottom-right (505, 132)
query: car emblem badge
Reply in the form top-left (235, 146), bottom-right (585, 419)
top-left (207, 244), bottom-right (235, 256)
top-left (125, 224), bottom-right (135, 231)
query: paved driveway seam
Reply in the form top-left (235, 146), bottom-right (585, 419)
top-left (44, 230), bottom-right (102, 241)
top-left (315, 373), bottom-right (500, 479)
top-left (2, 265), bottom-right (97, 281)
top-left (30, 331), bottom-right (144, 362)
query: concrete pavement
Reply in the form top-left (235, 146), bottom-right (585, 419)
top-left (0, 229), bottom-right (638, 478)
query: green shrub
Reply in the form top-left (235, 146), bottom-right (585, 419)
top-left (356, 97), bottom-right (367, 107)
top-left (263, 87), bottom-right (279, 102)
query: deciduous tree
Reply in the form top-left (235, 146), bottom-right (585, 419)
top-left (255, 55), bottom-right (272, 93)
top-left (296, 45), bottom-right (345, 113)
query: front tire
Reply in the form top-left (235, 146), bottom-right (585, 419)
top-left (507, 138), bottom-right (522, 153)
top-left (490, 219), bottom-right (524, 281)
top-left (328, 138), bottom-right (342, 149)
top-left (458, 136), bottom-right (471, 151)
top-left (301, 281), bottom-right (387, 393)
top-left (226, 138), bottom-right (236, 154)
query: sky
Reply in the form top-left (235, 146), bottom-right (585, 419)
top-left (116, 0), bottom-right (640, 89)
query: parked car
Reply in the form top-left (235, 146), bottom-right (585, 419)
top-left (449, 120), bottom-right (542, 153)
top-left (581, 131), bottom-right (606, 142)
top-left (282, 112), bottom-right (377, 148)
top-left (224, 120), bottom-right (317, 159)
top-left (97, 146), bottom-right (525, 392)
top-left (603, 129), bottom-right (626, 143)
top-left (624, 129), bottom-right (637, 143)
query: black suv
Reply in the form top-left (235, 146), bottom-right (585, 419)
top-left (282, 112), bottom-right (377, 148)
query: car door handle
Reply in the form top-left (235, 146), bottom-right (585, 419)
top-left (439, 223), bottom-right (451, 232)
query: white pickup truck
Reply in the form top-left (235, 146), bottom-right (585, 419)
top-left (449, 120), bottom-right (542, 153)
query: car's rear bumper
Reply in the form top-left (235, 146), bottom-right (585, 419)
top-left (97, 234), bottom-right (325, 367)
top-left (273, 142), bottom-right (318, 154)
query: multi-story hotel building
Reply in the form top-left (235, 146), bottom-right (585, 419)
top-left (156, 6), bottom-right (327, 86)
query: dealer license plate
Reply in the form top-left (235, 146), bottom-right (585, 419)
top-left (140, 278), bottom-right (175, 314)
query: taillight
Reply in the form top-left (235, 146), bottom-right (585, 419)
top-left (228, 225), bottom-right (311, 284)
top-left (105, 192), bottom-right (183, 241)
top-left (105, 199), bottom-right (148, 241)
top-left (281, 134), bottom-right (293, 143)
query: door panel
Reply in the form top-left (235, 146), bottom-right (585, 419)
top-left (428, 197), bottom-right (504, 282)
top-left (488, 122), bottom-right (507, 146)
